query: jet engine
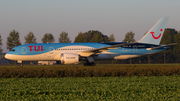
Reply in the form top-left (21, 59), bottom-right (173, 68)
top-left (60, 53), bottom-right (81, 64)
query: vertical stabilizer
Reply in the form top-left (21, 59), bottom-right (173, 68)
top-left (138, 17), bottom-right (169, 45)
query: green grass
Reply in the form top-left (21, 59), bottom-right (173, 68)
top-left (0, 64), bottom-right (180, 78)
top-left (1, 63), bottom-right (180, 68)
top-left (0, 76), bottom-right (180, 100)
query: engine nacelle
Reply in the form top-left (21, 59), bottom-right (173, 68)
top-left (60, 53), bottom-right (80, 64)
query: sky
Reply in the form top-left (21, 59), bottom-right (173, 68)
top-left (0, 0), bottom-right (180, 53)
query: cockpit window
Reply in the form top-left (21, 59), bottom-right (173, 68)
top-left (11, 49), bottom-right (15, 52)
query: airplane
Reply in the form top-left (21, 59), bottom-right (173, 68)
top-left (5, 17), bottom-right (177, 66)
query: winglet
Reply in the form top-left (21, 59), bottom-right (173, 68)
top-left (138, 17), bottom-right (169, 45)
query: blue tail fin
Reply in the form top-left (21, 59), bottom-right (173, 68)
top-left (138, 17), bottom-right (169, 45)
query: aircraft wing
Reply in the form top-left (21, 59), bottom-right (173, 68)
top-left (78, 42), bottom-right (138, 57)
top-left (146, 43), bottom-right (178, 50)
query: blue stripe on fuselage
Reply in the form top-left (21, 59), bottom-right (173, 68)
top-left (109, 47), bottom-right (166, 55)
top-left (8, 43), bottom-right (111, 55)
top-left (7, 42), bottom-right (164, 55)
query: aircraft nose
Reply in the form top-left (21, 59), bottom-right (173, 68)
top-left (5, 53), bottom-right (16, 60)
top-left (5, 54), bottom-right (10, 59)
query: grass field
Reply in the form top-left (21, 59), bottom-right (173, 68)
top-left (0, 64), bottom-right (180, 100)
top-left (0, 76), bottom-right (180, 100)
top-left (1, 63), bottom-right (180, 67)
top-left (1, 63), bottom-right (180, 68)
top-left (0, 64), bottom-right (180, 78)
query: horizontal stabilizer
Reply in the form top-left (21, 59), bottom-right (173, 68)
top-left (146, 43), bottom-right (178, 50)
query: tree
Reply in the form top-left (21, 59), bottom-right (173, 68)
top-left (0, 34), bottom-right (2, 53)
top-left (175, 31), bottom-right (180, 43)
top-left (74, 32), bottom-right (87, 42)
top-left (149, 28), bottom-right (178, 63)
top-left (160, 28), bottom-right (177, 44)
top-left (160, 28), bottom-right (178, 63)
top-left (122, 31), bottom-right (135, 42)
top-left (90, 32), bottom-right (104, 42)
top-left (122, 31), bottom-right (135, 64)
top-left (41, 33), bottom-right (55, 43)
top-left (74, 30), bottom-right (109, 42)
top-left (172, 30), bottom-right (180, 63)
top-left (25, 31), bottom-right (36, 44)
top-left (109, 34), bottom-right (115, 42)
top-left (59, 32), bottom-right (71, 43)
top-left (109, 34), bottom-right (116, 64)
top-left (7, 30), bottom-right (21, 50)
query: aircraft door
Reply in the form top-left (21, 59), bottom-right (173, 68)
top-left (49, 47), bottom-right (54, 54)
top-left (133, 45), bottom-right (138, 52)
top-left (21, 47), bottom-right (27, 54)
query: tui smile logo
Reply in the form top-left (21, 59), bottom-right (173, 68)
top-left (150, 29), bottom-right (163, 39)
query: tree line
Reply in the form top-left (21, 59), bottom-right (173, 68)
top-left (1, 30), bottom-right (115, 51)
top-left (0, 28), bottom-right (179, 63)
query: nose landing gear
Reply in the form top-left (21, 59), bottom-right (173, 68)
top-left (20, 63), bottom-right (23, 67)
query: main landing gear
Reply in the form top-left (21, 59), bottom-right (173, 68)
top-left (17, 60), bottom-right (23, 67)
top-left (83, 56), bottom-right (96, 66)
top-left (20, 63), bottom-right (23, 67)
top-left (84, 62), bottom-right (96, 66)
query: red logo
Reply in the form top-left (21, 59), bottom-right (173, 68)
top-left (28, 45), bottom-right (43, 52)
top-left (150, 29), bottom-right (163, 39)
